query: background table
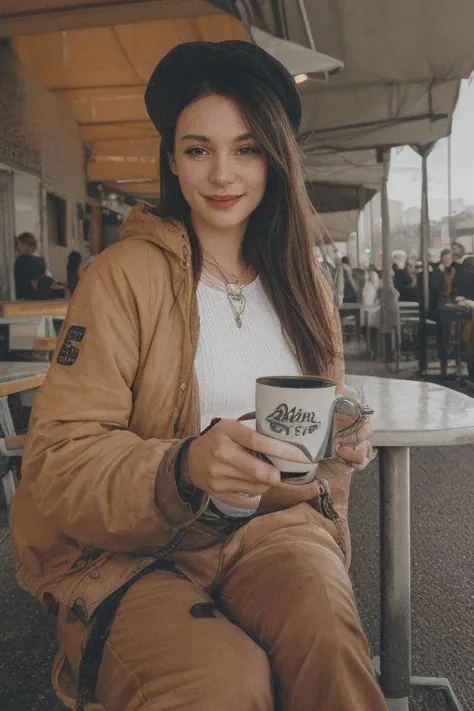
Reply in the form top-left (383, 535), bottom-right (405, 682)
top-left (347, 375), bottom-right (473, 711)
top-left (0, 362), bottom-right (49, 511)
top-left (0, 362), bottom-right (49, 401)
top-left (0, 300), bottom-right (68, 318)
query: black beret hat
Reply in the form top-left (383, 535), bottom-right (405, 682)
top-left (145, 40), bottom-right (302, 136)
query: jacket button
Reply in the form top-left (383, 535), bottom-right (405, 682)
top-left (180, 382), bottom-right (187, 391)
top-left (88, 570), bottom-right (100, 580)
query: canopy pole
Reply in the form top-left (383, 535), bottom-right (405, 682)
top-left (358, 186), bottom-right (367, 267)
top-left (447, 133), bottom-right (453, 240)
top-left (369, 197), bottom-right (375, 262)
top-left (296, 0), bottom-right (317, 51)
top-left (379, 149), bottom-right (397, 360)
top-left (417, 143), bottom-right (434, 374)
top-left (355, 217), bottom-right (361, 268)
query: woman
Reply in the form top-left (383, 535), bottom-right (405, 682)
top-left (22, 255), bottom-right (69, 300)
top-left (10, 41), bottom-right (387, 711)
top-left (66, 250), bottom-right (83, 294)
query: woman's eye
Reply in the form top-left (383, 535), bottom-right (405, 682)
top-left (237, 146), bottom-right (261, 156)
top-left (185, 147), bottom-right (208, 157)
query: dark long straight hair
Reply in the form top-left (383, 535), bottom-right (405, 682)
top-left (157, 74), bottom-right (339, 375)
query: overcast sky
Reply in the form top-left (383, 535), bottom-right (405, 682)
top-left (388, 79), bottom-right (474, 219)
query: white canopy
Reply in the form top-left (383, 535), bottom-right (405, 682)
top-left (212, 0), bottom-right (474, 236)
top-left (3, 1), bottom-right (474, 241)
top-left (215, 0), bottom-right (474, 149)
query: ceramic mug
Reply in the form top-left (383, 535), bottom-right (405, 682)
top-left (255, 375), bottom-right (369, 481)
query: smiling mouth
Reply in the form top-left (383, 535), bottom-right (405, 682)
top-left (204, 195), bottom-right (244, 209)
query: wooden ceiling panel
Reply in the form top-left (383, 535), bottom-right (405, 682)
top-left (114, 15), bottom-right (248, 81)
top-left (13, 28), bottom-right (138, 89)
top-left (88, 137), bottom-right (159, 181)
top-left (81, 122), bottom-right (155, 142)
top-left (0, 1), bottom-right (221, 36)
top-left (3, 0), bottom-right (120, 11)
top-left (193, 12), bottom-right (248, 41)
top-left (13, 14), bottom-right (248, 90)
top-left (55, 86), bottom-right (147, 124)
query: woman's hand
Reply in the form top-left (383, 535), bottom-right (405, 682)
top-left (333, 418), bottom-right (374, 473)
top-left (185, 420), bottom-right (307, 509)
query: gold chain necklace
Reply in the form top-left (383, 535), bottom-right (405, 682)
top-left (202, 253), bottom-right (248, 329)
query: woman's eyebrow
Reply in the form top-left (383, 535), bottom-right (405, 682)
top-left (180, 134), bottom-right (210, 142)
top-left (234, 132), bottom-right (255, 142)
top-left (179, 132), bottom-right (255, 143)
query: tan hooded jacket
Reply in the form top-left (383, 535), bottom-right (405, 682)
top-left (10, 206), bottom-right (345, 624)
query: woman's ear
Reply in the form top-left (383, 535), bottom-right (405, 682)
top-left (168, 154), bottom-right (178, 176)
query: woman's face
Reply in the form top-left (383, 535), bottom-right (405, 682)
top-left (170, 94), bottom-right (268, 235)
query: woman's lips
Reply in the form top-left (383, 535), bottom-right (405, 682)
top-left (204, 195), bottom-right (243, 210)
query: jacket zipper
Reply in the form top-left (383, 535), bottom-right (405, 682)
top-left (173, 244), bottom-right (200, 438)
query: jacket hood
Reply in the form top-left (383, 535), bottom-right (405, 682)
top-left (119, 204), bottom-right (190, 262)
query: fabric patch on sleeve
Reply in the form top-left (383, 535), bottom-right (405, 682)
top-left (57, 325), bottom-right (87, 366)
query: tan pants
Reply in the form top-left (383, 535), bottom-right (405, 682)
top-left (56, 504), bottom-right (389, 711)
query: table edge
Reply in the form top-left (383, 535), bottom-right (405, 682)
top-left (0, 373), bottom-right (46, 398)
top-left (373, 426), bottom-right (474, 448)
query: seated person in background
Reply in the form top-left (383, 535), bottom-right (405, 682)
top-left (437, 248), bottom-right (458, 302)
top-left (66, 250), bottom-right (82, 294)
top-left (453, 255), bottom-right (474, 303)
top-left (361, 267), bottom-right (380, 307)
top-left (22, 255), bottom-right (68, 300)
top-left (453, 256), bottom-right (474, 377)
top-left (14, 232), bottom-right (38, 298)
top-left (427, 248), bottom-right (439, 271)
top-left (452, 241), bottom-right (466, 269)
top-left (392, 249), bottom-right (418, 302)
top-left (341, 256), bottom-right (359, 303)
top-left (393, 264), bottom-right (418, 302)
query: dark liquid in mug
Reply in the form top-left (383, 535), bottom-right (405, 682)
top-left (281, 471), bottom-right (311, 480)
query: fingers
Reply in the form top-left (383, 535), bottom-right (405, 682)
top-left (224, 420), bottom-right (309, 464)
top-left (210, 439), bottom-right (281, 487)
top-left (335, 421), bottom-right (373, 446)
top-left (336, 440), bottom-right (371, 465)
top-left (335, 440), bottom-right (374, 472)
top-left (227, 447), bottom-right (281, 485)
top-left (208, 465), bottom-right (271, 495)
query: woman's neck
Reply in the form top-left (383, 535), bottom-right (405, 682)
top-left (191, 213), bottom-right (247, 272)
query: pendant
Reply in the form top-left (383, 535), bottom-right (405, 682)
top-left (227, 287), bottom-right (245, 329)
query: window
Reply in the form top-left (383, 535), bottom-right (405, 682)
top-left (46, 193), bottom-right (67, 247)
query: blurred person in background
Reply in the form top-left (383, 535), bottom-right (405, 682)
top-left (22, 255), bottom-right (68, 300)
top-left (392, 249), bottom-right (418, 302)
top-left (454, 255), bottom-right (474, 377)
top-left (452, 241), bottom-right (466, 268)
top-left (341, 256), bottom-right (359, 302)
top-left (437, 248), bottom-right (458, 302)
top-left (66, 251), bottom-right (82, 294)
top-left (427, 248), bottom-right (440, 271)
top-left (14, 232), bottom-right (38, 298)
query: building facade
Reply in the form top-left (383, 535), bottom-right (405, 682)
top-left (0, 39), bottom-right (87, 299)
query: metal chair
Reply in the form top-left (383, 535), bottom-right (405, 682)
top-left (0, 434), bottom-right (25, 513)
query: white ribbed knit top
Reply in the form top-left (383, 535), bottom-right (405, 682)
top-left (195, 276), bottom-right (301, 518)
top-left (195, 277), bottom-right (301, 430)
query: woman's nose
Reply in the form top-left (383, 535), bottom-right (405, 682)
top-left (209, 154), bottom-right (234, 187)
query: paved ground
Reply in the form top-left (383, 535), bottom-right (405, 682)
top-left (1, 357), bottom-right (473, 710)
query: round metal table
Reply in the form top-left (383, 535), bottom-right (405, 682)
top-left (347, 375), bottom-right (474, 711)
